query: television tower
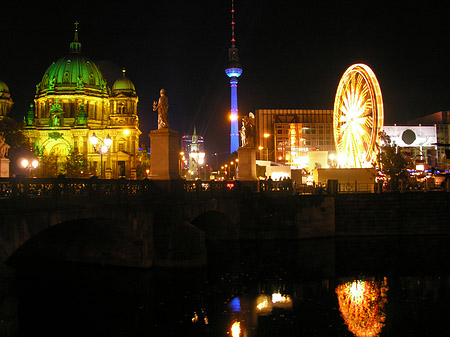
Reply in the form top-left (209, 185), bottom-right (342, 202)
top-left (225, 0), bottom-right (243, 154)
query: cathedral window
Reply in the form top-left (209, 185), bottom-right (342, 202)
top-left (63, 71), bottom-right (70, 83)
top-left (118, 142), bottom-right (125, 152)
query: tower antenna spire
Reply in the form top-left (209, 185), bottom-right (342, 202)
top-left (231, 0), bottom-right (236, 48)
top-left (225, 0), bottom-right (243, 154)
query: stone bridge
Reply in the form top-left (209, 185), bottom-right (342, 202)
top-left (2, 177), bottom-right (450, 270)
top-left (0, 177), bottom-right (335, 269)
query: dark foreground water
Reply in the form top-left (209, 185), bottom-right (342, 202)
top-left (8, 236), bottom-right (450, 336)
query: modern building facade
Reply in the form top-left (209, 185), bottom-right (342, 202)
top-left (254, 109), bottom-right (335, 169)
top-left (383, 125), bottom-right (437, 169)
top-left (23, 25), bottom-right (141, 178)
top-left (407, 111), bottom-right (450, 170)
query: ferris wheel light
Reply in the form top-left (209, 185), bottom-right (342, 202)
top-left (333, 63), bottom-right (384, 168)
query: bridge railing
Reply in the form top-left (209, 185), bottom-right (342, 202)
top-left (0, 177), bottom-right (160, 202)
top-left (0, 177), bottom-right (244, 203)
top-left (183, 180), bottom-right (254, 198)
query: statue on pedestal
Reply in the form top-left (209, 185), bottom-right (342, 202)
top-left (240, 112), bottom-right (255, 147)
top-left (0, 133), bottom-right (10, 159)
top-left (153, 89), bottom-right (169, 129)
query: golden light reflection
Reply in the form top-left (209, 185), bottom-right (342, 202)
top-left (256, 294), bottom-right (270, 311)
top-left (272, 293), bottom-right (293, 309)
top-left (231, 321), bottom-right (241, 337)
top-left (335, 278), bottom-right (388, 337)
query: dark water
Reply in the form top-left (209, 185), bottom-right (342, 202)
top-left (9, 236), bottom-right (450, 336)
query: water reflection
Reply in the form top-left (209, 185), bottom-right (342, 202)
top-left (8, 236), bottom-right (450, 336)
top-left (335, 278), bottom-right (388, 337)
top-left (230, 321), bottom-right (241, 337)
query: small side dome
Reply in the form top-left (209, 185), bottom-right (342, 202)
top-left (0, 80), bottom-right (10, 94)
top-left (112, 69), bottom-right (136, 96)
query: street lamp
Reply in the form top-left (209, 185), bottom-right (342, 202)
top-left (20, 158), bottom-right (39, 177)
top-left (258, 146), bottom-right (268, 160)
top-left (89, 133), bottom-right (112, 178)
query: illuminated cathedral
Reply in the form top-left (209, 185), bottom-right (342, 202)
top-left (23, 23), bottom-right (141, 178)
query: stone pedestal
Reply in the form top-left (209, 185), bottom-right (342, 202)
top-left (0, 158), bottom-right (10, 178)
top-left (149, 128), bottom-right (180, 180)
top-left (237, 146), bottom-right (257, 181)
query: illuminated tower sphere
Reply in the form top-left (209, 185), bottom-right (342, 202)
top-left (225, 0), bottom-right (243, 154)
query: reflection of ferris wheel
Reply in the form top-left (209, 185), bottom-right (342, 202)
top-left (333, 64), bottom-right (384, 168)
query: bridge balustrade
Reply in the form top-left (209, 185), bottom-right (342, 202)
top-left (0, 178), bottom-right (242, 203)
top-left (183, 180), bottom-right (239, 197)
top-left (0, 177), bottom-right (158, 203)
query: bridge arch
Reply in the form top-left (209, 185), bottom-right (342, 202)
top-left (7, 218), bottom-right (148, 268)
top-left (1, 204), bottom-right (154, 267)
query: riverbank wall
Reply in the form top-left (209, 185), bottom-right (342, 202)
top-left (237, 191), bottom-right (450, 240)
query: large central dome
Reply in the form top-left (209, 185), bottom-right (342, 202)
top-left (35, 28), bottom-right (108, 98)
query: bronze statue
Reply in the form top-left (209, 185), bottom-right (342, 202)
top-left (0, 133), bottom-right (10, 158)
top-left (240, 112), bottom-right (255, 147)
top-left (153, 89), bottom-right (169, 129)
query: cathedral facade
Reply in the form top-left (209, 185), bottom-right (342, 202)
top-left (23, 26), bottom-right (141, 179)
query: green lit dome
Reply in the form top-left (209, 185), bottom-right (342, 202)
top-left (36, 30), bottom-right (108, 98)
top-left (112, 69), bottom-right (136, 96)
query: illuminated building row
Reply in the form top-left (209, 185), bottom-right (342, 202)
top-left (254, 108), bottom-right (449, 171)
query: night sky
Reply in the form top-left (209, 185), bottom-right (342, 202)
top-left (2, 1), bottom-right (450, 159)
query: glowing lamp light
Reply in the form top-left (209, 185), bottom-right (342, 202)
top-left (31, 160), bottom-right (39, 168)
top-left (21, 159), bottom-right (29, 168)
top-left (230, 113), bottom-right (238, 121)
top-left (89, 133), bottom-right (98, 145)
top-left (123, 129), bottom-right (130, 136)
top-left (416, 164), bottom-right (425, 171)
top-left (263, 133), bottom-right (271, 138)
top-left (104, 134), bottom-right (112, 147)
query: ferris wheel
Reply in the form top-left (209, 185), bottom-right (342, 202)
top-left (333, 64), bottom-right (384, 168)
